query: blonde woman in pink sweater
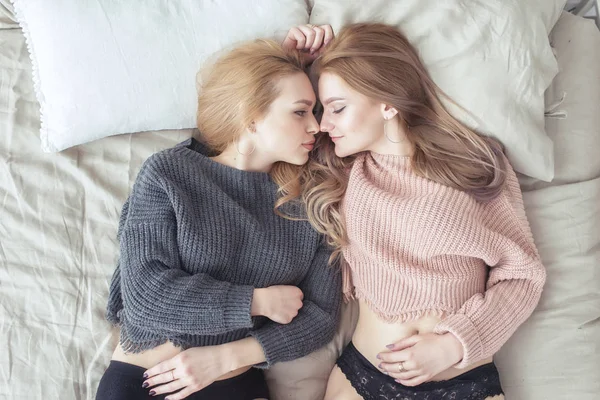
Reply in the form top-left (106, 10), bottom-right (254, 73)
top-left (293, 23), bottom-right (546, 400)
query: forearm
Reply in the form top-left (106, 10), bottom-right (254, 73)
top-left (122, 258), bottom-right (255, 335)
top-left (250, 300), bottom-right (338, 368)
top-left (434, 276), bottom-right (544, 367)
top-left (224, 337), bottom-right (267, 371)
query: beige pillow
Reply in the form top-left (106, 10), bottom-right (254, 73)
top-left (495, 177), bottom-right (600, 399)
top-left (265, 300), bottom-right (359, 400)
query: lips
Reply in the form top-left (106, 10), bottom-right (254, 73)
top-left (329, 136), bottom-right (343, 142)
top-left (302, 141), bottom-right (315, 150)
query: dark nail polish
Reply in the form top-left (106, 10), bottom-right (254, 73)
top-left (149, 390), bottom-right (156, 396)
top-left (378, 363), bottom-right (383, 369)
top-left (143, 373), bottom-right (148, 379)
top-left (142, 382), bottom-right (149, 388)
top-left (386, 344), bottom-right (394, 349)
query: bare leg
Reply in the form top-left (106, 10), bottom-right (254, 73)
top-left (323, 365), bottom-right (362, 400)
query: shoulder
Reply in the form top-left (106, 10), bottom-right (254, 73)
top-left (135, 139), bottom-right (205, 186)
top-left (143, 140), bottom-right (192, 171)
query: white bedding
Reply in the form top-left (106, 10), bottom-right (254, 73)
top-left (0, 12), bottom-right (599, 400)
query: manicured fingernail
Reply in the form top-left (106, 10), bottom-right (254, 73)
top-left (143, 372), bottom-right (148, 379)
top-left (378, 363), bottom-right (383, 369)
top-left (149, 390), bottom-right (156, 396)
top-left (395, 379), bottom-right (401, 383)
top-left (142, 382), bottom-right (149, 388)
top-left (386, 344), bottom-right (394, 349)
top-left (376, 354), bottom-right (381, 359)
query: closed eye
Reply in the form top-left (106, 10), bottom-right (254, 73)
top-left (295, 110), bottom-right (308, 116)
top-left (333, 106), bottom-right (346, 114)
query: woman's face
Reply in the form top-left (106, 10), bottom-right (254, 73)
top-left (253, 72), bottom-right (319, 165)
top-left (318, 72), bottom-right (387, 158)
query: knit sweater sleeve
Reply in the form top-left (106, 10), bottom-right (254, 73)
top-left (433, 159), bottom-right (546, 368)
top-left (118, 156), bottom-right (254, 336)
top-left (249, 240), bottom-right (342, 368)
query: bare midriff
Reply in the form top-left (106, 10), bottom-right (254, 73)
top-left (352, 299), bottom-right (492, 380)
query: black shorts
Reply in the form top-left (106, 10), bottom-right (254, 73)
top-left (337, 342), bottom-right (504, 400)
top-left (96, 360), bottom-right (270, 400)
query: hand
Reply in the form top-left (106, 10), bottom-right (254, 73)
top-left (376, 332), bottom-right (464, 386)
top-left (251, 285), bottom-right (304, 324)
top-left (282, 24), bottom-right (334, 63)
top-left (142, 345), bottom-right (234, 399)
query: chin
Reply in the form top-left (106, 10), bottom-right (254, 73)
top-left (334, 146), bottom-right (350, 158)
top-left (285, 153), bottom-right (310, 166)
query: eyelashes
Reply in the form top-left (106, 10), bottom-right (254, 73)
top-left (333, 106), bottom-right (346, 114)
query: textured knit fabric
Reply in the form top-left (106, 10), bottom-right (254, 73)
top-left (106, 138), bottom-right (341, 368)
top-left (342, 151), bottom-right (546, 368)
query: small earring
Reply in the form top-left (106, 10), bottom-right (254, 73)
top-left (235, 140), bottom-right (256, 156)
top-left (384, 118), bottom-right (401, 143)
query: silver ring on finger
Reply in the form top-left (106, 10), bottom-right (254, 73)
top-left (398, 361), bottom-right (406, 373)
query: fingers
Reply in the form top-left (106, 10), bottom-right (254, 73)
top-left (144, 359), bottom-right (175, 380)
top-left (377, 360), bottom-right (430, 387)
top-left (283, 24), bottom-right (334, 53)
top-left (282, 27), bottom-right (306, 50)
top-left (297, 25), bottom-right (317, 50)
top-left (377, 359), bottom-right (415, 375)
top-left (320, 24), bottom-right (334, 46)
top-left (396, 374), bottom-right (430, 387)
top-left (143, 369), bottom-right (177, 389)
top-left (147, 378), bottom-right (185, 396)
top-left (387, 368), bottom-right (421, 382)
top-left (164, 385), bottom-right (202, 400)
top-left (384, 334), bottom-right (421, 352)
top-left (377, 347), bottom-right (412, 363)
top-left (310, 26), bottom-right (325, 54)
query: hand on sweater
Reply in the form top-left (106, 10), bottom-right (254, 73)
top-left (376, 332), bottom-right (464, 386)
top-left (251, 286), bottom-right (304, 324)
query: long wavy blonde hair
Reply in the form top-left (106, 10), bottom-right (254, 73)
top-left (197, 39), bottom-right (308, 213)
top-left (302, 23), bottom-right (507, 262)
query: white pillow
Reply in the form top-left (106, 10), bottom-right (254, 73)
top-left (309, 0), bottom-right (566, 181)
top-left (11, 0), bottom-right (309, 152)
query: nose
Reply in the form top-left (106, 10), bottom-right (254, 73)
top-left (320, 117), bottom-right (333, 133)
top-left (307, 113), bottom-right (319, 135)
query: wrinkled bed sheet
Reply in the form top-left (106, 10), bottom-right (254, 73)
top-left (1, 20), bottom-right (599, 400)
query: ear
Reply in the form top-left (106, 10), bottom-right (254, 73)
top-left (380, 103), bottom-right (399, 120)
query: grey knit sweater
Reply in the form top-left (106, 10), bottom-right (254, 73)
top-left (106, 138), bottom-right (341, 367)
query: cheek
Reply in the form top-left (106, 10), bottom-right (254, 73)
top-left (261, 118), bottom-right (300, 150)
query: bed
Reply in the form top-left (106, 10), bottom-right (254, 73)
top-left (0, 2), bottom-right (598, 400)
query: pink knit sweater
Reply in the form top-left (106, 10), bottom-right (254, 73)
top-left (342, 152), bottom-right (546, 368)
